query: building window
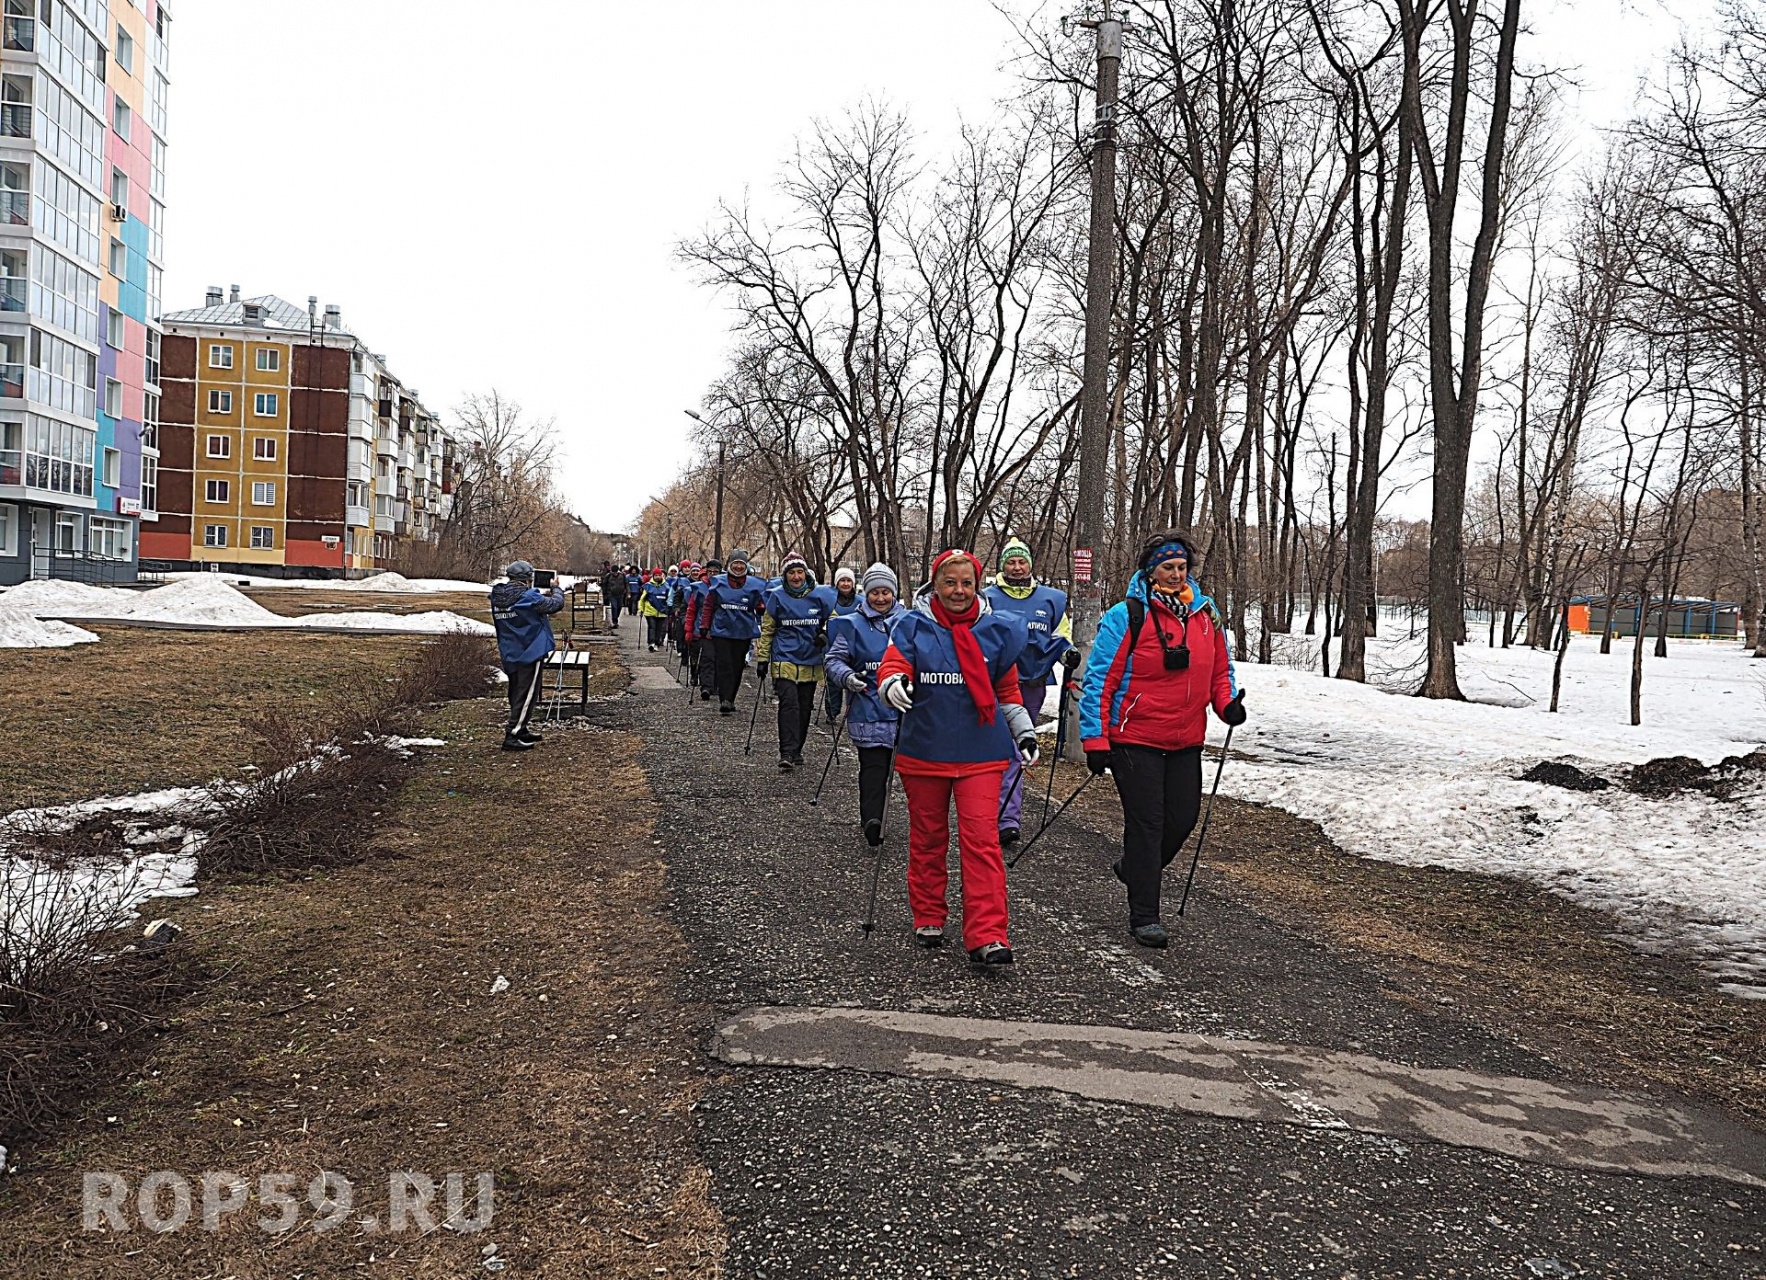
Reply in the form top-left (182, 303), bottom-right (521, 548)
top-left (204, 478), bottom-right (229, 503)
top-left (207, 390), bottom-right (232, 414)
top-left (104, 377), bottom-right (121, 418)
top-left (115, 27), bottom-right (135, 76)
top-left (105, 309), bottom-right (124, 348)
top-left (109, 237), bottom-right (126, 277)
top-left (253, 392), bottom-right (278, 417)
top-left (0, 501), bottom-right (13, 555)
top-left (206, 434), bottom-right (229, 458)
top-left (21, 414), bottom-right (95, 496)
top-left (54, 511), bottom-right (80, 552)
top-left (250, 525), bottom-right (274, 549)
top-left (208, 343), bottom-right (233, 369)
top-left (203, 523), bottom-right (227, 548)
top-left (90, 516), bottom-right (129, 559)
top-left (145, 329), bottom-right (160, 386)
top-left (112, 97), bottom-right (130, 142)
top-left (253, 436), bottom-right (276, 461)
top-left (140, 455), bottom-right (157, 514)
top-left (251, 481), bottom-right (275, 506)
top-left (256, 347), bottom-right (280, 372)
top-left (142, 391), bottom-right (159, 449)
top-left (110, 167), bottom-right (128, 208)
top-left (101, 445), bottom-right (119, 487)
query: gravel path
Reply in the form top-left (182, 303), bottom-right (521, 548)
top-left (603, 627), bottom-right (1766, 1278)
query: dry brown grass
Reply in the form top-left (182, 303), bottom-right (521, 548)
top-left (0, 659), bottom-right (728, 1278)
top-left (245, 586), bottom-right (493, 625)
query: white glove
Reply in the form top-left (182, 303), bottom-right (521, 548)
top-left (843, 673), bottom-right (867, 695)
top-left (880, 674), bottom-right (915, 714)
top-left (1017, 735), bottom-right (1040, 768)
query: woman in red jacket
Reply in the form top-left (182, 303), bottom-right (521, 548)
top-left (876, 549), bottom-right (1038, 965)
top-left (1079, 530), bottom-right (1246, 948)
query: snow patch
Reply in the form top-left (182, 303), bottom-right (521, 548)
top-left (0, 604), bottom-right (99, 648)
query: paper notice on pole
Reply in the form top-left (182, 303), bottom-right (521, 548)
top-left (1073, 548), bottom-right (1094, 583)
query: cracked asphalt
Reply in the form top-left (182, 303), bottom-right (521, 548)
top-left (591, 629), bottom-right (1766, 1279)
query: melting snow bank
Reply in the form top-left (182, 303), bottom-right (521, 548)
top-left (161, 570), bottom-right (489, 593)
top-left (0, 603), bottom-right (99, 648)
top-left (0, 577), bottom-right (492, 636)
top-left (1225, 643), bottom-right (1766, 999)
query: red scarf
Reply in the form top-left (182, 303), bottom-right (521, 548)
top-left (928, 593), bottom-right (996, 726)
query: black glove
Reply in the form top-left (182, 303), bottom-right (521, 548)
top-left (1086, 749), bottom-right (1112, 776)
top-left (1063, 647), bottom-right (1082, 669)
top-left (814, 627), bottom-right (829, 650)
top-left (1220, 691), bottom-right (1247, 727)
top-left (756, 661), bottom-right (769, 679)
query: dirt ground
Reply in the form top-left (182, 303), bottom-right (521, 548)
top-left (0, 628), bottom-right (418, 811)
top-left (0, 653), bottom-right (727, 1277)
top-left (1051, 755), bottom-right (1766, 1131)
top-left (246, 587), bottom-right (494, 626)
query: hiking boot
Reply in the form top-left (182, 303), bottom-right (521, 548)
top-left (998, 826), bottom-right (1020, 848)
top-left (719, 700), bottom-right (734, 715)
top-left (913, 925), bottom-right (945, 949)
top-left (500, 734), bottom-right (537, 752)
top-left (1130, 923), bottom-right (1168, 949)
top-left (863, 819), bottom-right (883, 848)
top-left (1111, 859), bottom-right (1127, 885)
top-left (969, 942), bottom-right (1014, 966)
top-left (701, 691), bottom-right (712, 701)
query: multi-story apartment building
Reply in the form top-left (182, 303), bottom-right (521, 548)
top-left (150, 289), bottom-right (455, 576)
top-left (0, 0), bottom-right (171, 586)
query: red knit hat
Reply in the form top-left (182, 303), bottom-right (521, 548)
top-left (929, 548), bottom-right (983, 582)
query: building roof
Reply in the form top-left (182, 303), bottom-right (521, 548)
top-left (162, 294), bottom-right (353, 337)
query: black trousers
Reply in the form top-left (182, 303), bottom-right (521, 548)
top-left (1111, 743), bottom-right (1203, 926)
top-left (712, 636), bottom-right (750, 705)
top-left (646, 614), bottom-right (667, 647)
top-left (857, 746), bottom-right (893, 828)
top-left (503, 659), bottom-right (544, 737)
top-left (697, 636), bottom-right (719, 697)
top-left (775, 678), bottom-right (817, 761)
top-left (607, 596), bottom-right (624, 626)
top-left (823, 680), bottom-right (844, 721)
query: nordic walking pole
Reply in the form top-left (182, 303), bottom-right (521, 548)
top-left (862, 726), bottom-right (902, 938)
top-left (743, 668), bottom-right (766, 756)
top-left (1040, 676), bottom-right (1074, 831)
top-left (1006, 773), bottom-right (1097, 869)
top-left (809, 714), bottom-right (848, 806)
top-left (1176, 724), bottom-right (1235, 917)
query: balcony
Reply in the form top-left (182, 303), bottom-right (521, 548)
top-left (0, 104), bottom-right (29, 139)
top-left (345, 503), bottom-right (370, 528)
top-left (374, 435), bottom-right (397, 459)
top-left (373, 513), bottom-right (394, 534)
top-left (0, 446), bottom-right (17, 485)
top-left (0, 191), bottom-right (26, 227)
top-left (3, 16), bottom-right (34, 52)
top-left (0, 276), bottom-right (23, 313)
top-left (0, 362), bottom-right (22, 398)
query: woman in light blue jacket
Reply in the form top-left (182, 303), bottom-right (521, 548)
top-left (823, 563), bottom-right (908, 847)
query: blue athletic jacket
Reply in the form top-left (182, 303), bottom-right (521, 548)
top-left (983, 580), bottom-right (1072, 684)
top-left (489, 582), bottom-right (565, 664)
top-left (699, 574), bottom-right (767, 641)
top-left (824, 599), bottom-right (908, 748)
top-left (878, 591), bottom-right (1031, 768)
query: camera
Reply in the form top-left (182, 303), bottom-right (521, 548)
top-left (532, 569), bottom-right (559, 589)
top-left (1163, 644), bottom-right (1190, 671)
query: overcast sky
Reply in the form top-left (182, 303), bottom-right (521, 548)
top-left (163, 0), bottom-right (1716, 534)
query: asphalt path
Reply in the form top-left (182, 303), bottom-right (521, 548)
top-left (599, 627), bottom-right (1765, 1279)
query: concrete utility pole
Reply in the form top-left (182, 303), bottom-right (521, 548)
top-left (713, 440), bottom-right (726, 562)
top-left (1064, 3), bottom-right (1122, 759)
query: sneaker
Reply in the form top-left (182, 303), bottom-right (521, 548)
top-left (1112, 859), bottom-right (1127, 885)
top-left (701, 691), bottom-right (712, 701)
top-left (789, 753), bottom-right (805, 767)
top-left (516, 729), bottom-right (543, 745)
top-left (998, 827), bottom-right (1020, 848)
top-left (1130, 923), bottom-right (1168, 949)
top-left (500, 735), bottom-right (537, 752)
top-left (913, 925), bottom-right (945, 949)
top-left (719, 701), bottom-right (734, 715)
top-left (863, 819), bottom-right (883, 848)
top-left (647, 644), bottom-right (656, 652)
top-left (968, 942), bottom-right (1014, 965)
top-left (778, 757), bottom-right (795, 772)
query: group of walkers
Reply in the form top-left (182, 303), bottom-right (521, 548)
top-left (582, 531), bottom-right (1247, 962)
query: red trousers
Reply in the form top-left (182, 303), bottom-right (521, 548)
top-left (899, 770), bottom-right (1010, 951)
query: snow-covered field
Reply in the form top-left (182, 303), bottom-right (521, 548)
top-left (161, 569), bottom-right (489, 593)
top-left (1221, 633), bottom-right (1766, 999)
top-left (0, 576), bottom-right (492, 643)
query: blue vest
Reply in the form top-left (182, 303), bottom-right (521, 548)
top-left (704, 576), bottom-right (767, 640)
top-left (984, 582), bottom-right (1069, 682)
top-left (766, 586), bottom-right (832, 664)
top-left (834, 606), bottom-right (904, 728)
top-left (642, 579), bottom-right (671, 610)
top-left (890, 609), bottom-right (1028, 765)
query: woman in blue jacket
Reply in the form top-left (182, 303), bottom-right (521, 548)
top-left (639, 569), bottom-right (672, 651)
top-left (755, 552), bottom-right (834, 770)
top-left (824, 562), bottom-right (908, 846)
top-left (694, 549), bottom-right (767, 714)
